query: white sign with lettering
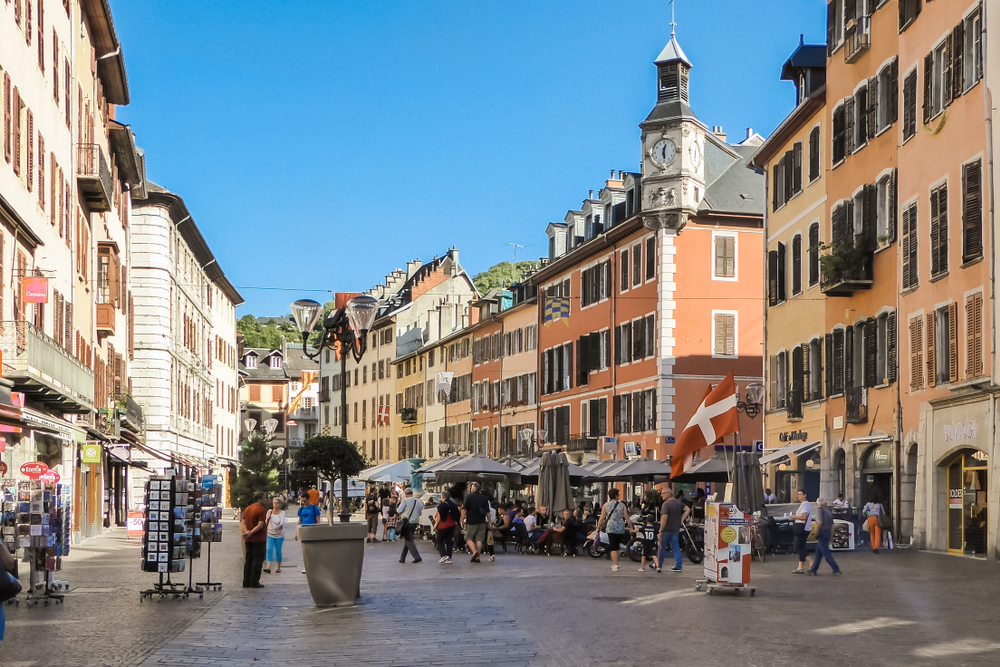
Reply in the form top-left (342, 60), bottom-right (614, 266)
top-left (944, 421), bottom-right (978, 442)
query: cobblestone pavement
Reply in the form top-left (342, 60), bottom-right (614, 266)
top-left (5, 520), bottom-right (1000, 666)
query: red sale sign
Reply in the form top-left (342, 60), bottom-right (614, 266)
top-left (20, 462), bottom-right (49, 479)
top-left (39, 470), bottom-right (60, 483)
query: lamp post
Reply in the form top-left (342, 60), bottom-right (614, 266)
top-left (736, 383), bottom-right (765, 419)
top-left (290, 296), bottom-right (379, 440)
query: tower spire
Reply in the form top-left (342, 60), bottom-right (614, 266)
top-left (670, 0), bottom-right (676, 37)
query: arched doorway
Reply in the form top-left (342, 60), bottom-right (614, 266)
top-left (833, 449), bottom-right (847, 499)
top-left (799, 449), bottom-right (821, 501)
top-left (943, 449), bottom-right (988, 555)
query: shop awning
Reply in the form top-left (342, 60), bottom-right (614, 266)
top-left (759, 440), bottom-right (821, 465)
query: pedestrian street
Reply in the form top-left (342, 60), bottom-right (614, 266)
top-left (3, 520), bottom-right (1000, 666)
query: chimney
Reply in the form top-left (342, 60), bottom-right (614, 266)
top-left (610, 169), bottom-right (615, 179)
top-left (449, 247), bottom-right (459, 275)
top-left (712, 125), bottom-right (727, 142)
top-left (588, 190), bottom-right (594, 199)
top-left (745, 127), bottom-right (755, 141)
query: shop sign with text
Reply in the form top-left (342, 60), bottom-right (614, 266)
top-left (21, 277), bottom-right (49, 303)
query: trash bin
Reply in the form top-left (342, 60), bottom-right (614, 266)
top-left (299, 523), bottom-right (366, 606)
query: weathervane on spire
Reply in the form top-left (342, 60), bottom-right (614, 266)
top-left (670, 0), bottom-right (677, 37)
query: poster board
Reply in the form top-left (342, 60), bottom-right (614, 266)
top-left (704, 502), bottom-right (751, 585)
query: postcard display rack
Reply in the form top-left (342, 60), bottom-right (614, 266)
top-left (1, 479), bottom-right (71, 606)
top-left (195, 476), bottom-right (224, 592)
top-left (139, 472), bottom-right (205, 601)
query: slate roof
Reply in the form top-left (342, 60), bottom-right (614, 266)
top-left (239, 348), bottom-right (288, 381)
top-left (654, 36), bottom-right (692, 67)
top-left (699, 144), bottom-right (764, 216)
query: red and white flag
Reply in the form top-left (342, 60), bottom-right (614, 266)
top-left (670, 372), bottom-right (739, 479)
top-left (378, 403), bottom-right (390, 426)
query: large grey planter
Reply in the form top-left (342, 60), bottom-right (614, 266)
top-left (299, 523), bottom-right (366, 606)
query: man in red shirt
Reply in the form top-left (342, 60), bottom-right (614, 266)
top-left (242, 492), bottom-right (269, 588)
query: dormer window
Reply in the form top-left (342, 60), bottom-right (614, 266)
top-left (245, 355), bottom-right (257, 369)
top-left (270, 355), bottom-right (282, 369)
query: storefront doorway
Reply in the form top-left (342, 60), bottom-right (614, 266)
top-left (946, 449), bottom-right (988, 556)
top-left (800, 450), bottom-right (820, 501)
top-left (859, 442), bottom-right (893, 517)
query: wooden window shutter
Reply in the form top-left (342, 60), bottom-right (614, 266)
top-left (816, 337), bottom-right (824, 400)
top-left (12, 88), bottom-right (21, 176)
top-left (792, 142), bottom-right (802, 194)
top-left (889, 59), bottom-right (899, 123)
top-left (791, 235), bottom-right (801, 295)
top-left (646, 316), bottom-right (655, 358)
top-left (867, 76), bottom-right (877, 137)
top-left (887, 312), bottom-right (898, 384)
top-left (910, 316), bottom-right (923, 390)
top-left (833, 330), bottom-right (845, 394)
top-left (25, 109), bottom-right (32, 192)
top-left (931, 185), bottom-right (947, 276)
top-left (645, 236), bottom-right (655, 279)
top-left (926, 312), bottom-right (936, 387)
top-left (776, 242), bottom-right (786, 302)
top-left (3, 74), bottom-right (10, 164)
top-left (962, 160), bottom-right (983, 260)
top-left (825, 333), bottom-right (834, 397)
top-left (948, 301), bottom-right (958, 383)
top-left (923, 54), bottom-right (933, 124)
top-left (613, 325), bottom-right (621, 365)
top-left (827, 1), bottom-right (837, 56)
top-left (952, 22), bottom-right (964, 100)
top-left (864, 318), bottom-right (877, 388)
top-left (844, 327), bottom-right (854, 390)
top-left (64, 300), bottom-right (73, 353)
top-left (249, 385), bottom-right (260, 401)
top-left (862, 184), bottom-right (877, 252)
top-left (37, 134), bottom-right (44, 209)
top-left (790, 346), bottom-right (803, 416)
top-left (725, 315), bottom-right (735, 356)
top-left (943, 34), bottom-right (954, 108)
top-left (620, 249), bottom-right (629, 291)
top-left (808, 223), bottom-right (820, 286)
top-left (772, 164), bottom-right (780, 211)
top-left (768, 355), bottom-right (777, 411)
top-left (888, 169), bottom-right (898, 243)
top-left (37, 0), bottom-right (44, 71)
top-left (966, 294), bottom-right (982, 378)
top-left (844, 96), bottom-right (855, 155)
top-left (901, 204), bottom-right (913, 289)
top-left (903, 70), bottom-right (917, 139)
top-left (831, 203), bottom-right (848, 247)
top-left (800, 343), bottom-right (810, 402)
top-left (714, 237), bottom-right (725, 276)
top-left (809, 127), bottom-right (820, 181)
top-left (714, 314), bottom-right (725, 355)
top-left (767, 250), bottom-right (778, 305)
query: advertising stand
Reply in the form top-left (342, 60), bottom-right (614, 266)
top-left (695, 501), bottom-right (755, 597)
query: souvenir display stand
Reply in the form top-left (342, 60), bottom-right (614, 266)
top-left (195, 476), bottom-right (223, 592)
top-left (2, 479), bottom-right (71, 606)
top-left (695, 502), bottom-right (756, 597)
top-left (139, 473), bottom-right (198, 602)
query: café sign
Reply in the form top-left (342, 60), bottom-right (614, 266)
top-left (779, 430), bottom-right (808, 442)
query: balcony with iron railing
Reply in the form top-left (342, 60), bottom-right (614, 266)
top-left (566, 436), bottom-right (599, 453)
top-left (820, 241), bottom-right (874, 297)
top-left (846, 386), bottom-right (868, 424)
top-left (76, 143), bottom-right (113, 212)
top-left (400, 407), bottom-right (418, 424)
top-left (0, 321), bottom-right (94, 413)
top-left (844, 15), bottom-right (871, 64)
top-left (319, 388), bottom-right (331, 403)
top-left (289, 405), bottom-right (318, 421)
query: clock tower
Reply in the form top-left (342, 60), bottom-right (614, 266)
top-left (639, 31), bottom-right (706, 233)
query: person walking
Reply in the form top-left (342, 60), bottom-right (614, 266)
top-left (434, 491), bottom-right (458, 563)
top-left (365, 492), bottom-right (381, 543)
top-left (461, 482), bottom-right (491, 563)
top-left (264, 496), bottom-right (287, 574)
top-left (397, 488), bottom-right (424, 564)
top-left (809, 498), bottom-right (842, 576)
top-left (658, 489), bottom-right (690, 573)
top-left (385, 503), bottom-right (398, 542)
top-left (864, 496), bottom-right (886, 554)
top-left (597, 488), bottom-right (633, 572)
top-left (296, 496), bottom-right (321, 574)
top-left (791, 489), bottom-right (813, 574)
top-left (242, 492), bottom-right (269, 588)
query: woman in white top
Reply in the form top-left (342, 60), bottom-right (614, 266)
top-left (264, 496), bottom-right (287, 574)
top-left (863, 496), bottom-right (886, 554)
top-left (790, 489), bottom-right (813, 574)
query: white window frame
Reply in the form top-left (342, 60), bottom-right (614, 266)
top-left (852, 80), bottom-right (869, 153)
top-left (930, 39), bottom-right (948, 120)
top-left (962, 7), bottom-right (983, 93)
top-left (711, 310), bottom-right (739, 359)
top-left (874, 59), bottom-right (894, 136)
top-left (875, 168), bottom-right (893, 248)
top-left (711, 231), bottom-right (738, 282)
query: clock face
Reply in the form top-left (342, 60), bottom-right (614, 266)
top-left (690, 140), bottom-right (702, 169)
top-left (650, 138), bottom-right (677, 166)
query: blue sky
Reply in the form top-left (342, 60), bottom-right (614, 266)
top-left (113, 0), bottom-right (826, 317)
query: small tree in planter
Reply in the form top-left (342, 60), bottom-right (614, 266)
top-left (231, 434), bottom-right (281, 512)
top-left (295, 436), bottom-right (369, 523)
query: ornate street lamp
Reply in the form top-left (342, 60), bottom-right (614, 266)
top-left (736, 382), bottom-right (765, 419)
top-left (290, 295), bottom-right (380, 441)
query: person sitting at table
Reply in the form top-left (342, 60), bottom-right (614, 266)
top-left (524, 508), bottom-right (538, 533)
top-left (833, 494), bottom-right (850, 509)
